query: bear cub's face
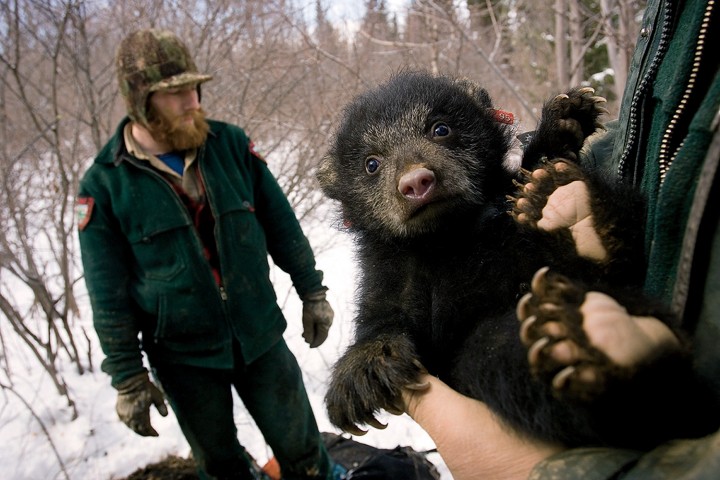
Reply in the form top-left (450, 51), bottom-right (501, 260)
top-left (317, 71), bottom-right (513, 239)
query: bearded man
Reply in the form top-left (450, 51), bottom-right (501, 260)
top-left (77, 29), bottom-right (343, 480)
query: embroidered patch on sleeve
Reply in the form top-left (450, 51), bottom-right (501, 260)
top-left (249, 140), bottom-right (267, 164)
top-left (76, 197), bottom-right (95, 231)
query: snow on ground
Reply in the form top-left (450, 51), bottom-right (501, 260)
top-left (0, 230), bottom-right (450, 479)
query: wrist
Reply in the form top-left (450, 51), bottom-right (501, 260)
top-left (302, 288), bottom-right (328, 302)
top-left (116, 371), bottom-right (149, 394)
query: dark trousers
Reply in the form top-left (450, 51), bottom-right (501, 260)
top-left (153, 339), bottom-right (331, 480)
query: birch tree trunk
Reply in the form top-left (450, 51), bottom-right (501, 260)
top-left (601, 0), bottom-right (632, 98)
top-left (555, 0), bottom-right (569, 89)
top-left (569, 0), bottom-right (585, 85)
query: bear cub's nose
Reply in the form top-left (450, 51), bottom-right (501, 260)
top-left (399, 168), bottom-right (436, 200)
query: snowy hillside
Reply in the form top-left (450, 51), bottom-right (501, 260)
top-left (0, 231), bottom-right (449, 479)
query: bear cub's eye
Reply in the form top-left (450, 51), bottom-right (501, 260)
top-left (365, 156), bottom-right (381, 174)
top-left (432, 122), bottom-right (451, 138)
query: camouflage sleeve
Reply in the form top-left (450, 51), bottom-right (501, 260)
top-left (529, 429), bottom-right (720, 480)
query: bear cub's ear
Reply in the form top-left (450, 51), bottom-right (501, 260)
top-left (452, 77), bottom-right (493, 109)
top-left (316, 154), bottom-right (342, 201)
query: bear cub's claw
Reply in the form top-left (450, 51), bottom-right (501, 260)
top-left (517, 267), bottom-right (623, 403)
top-left (538, 86), bottom-right (608, 160)
top-left (511, 159), bottom-right (585, 227)
top-left (325, 334), bottom-right (427, 434)
top-left (510, 160), bottom-right (609, 262)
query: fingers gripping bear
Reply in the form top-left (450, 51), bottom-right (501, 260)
top-left (517, 267), bottom-right (683, 403)
top-left (511, 160), bottom-right (608, 262)
top-left (510, 87), bottom-right (611, 263)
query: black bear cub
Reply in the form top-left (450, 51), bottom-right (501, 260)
top-left (317, 70), bottom-right (716, 449)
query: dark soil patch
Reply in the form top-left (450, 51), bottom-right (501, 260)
top-left (123, 455), bottom-right (199, 480)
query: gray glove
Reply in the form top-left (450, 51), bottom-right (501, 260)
top-left (301, 289), bottom-right (334, 348)
top-left (115, 371), bottom-right (168, 437)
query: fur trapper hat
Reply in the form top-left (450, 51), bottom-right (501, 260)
top-left (116, 29), bottom-right (212, 127)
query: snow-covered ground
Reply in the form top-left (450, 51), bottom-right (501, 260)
top-left (0, 231), bottom-right (449, 479)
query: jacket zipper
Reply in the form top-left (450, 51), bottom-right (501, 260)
top-left (617, 0), bottom-right (675, 179)
top-left (123, 153), bottom-right (228, 302)
top-left (194, 145), bottom-right (229, 300)
top-left (658, 0), bottom-right (716, 184)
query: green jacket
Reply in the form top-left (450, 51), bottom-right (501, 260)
top-left (78, 118), bottom-right (324, 387)
top-left (533, 0), bottom-right (720, 477)
top-left (617, 0), bottom-right (720, 314)
top-left (605, 0), bottom-right (720, 394)
top-left (582, 0), bottom-right (720, 359)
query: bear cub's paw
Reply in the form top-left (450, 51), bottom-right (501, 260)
top-left (516, 267), bottom-right (682, 403)
top-left (325, 334), bottom-right (428, 435)
top-left (512, 160), bottom-right (608, 262)
top-left (538, 86), bottom-right (608, 160)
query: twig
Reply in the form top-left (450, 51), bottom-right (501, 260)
top-left (0, 381), bottom-right (70, 480)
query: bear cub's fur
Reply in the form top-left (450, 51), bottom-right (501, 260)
top-left (317, 71), bottom-right (715, 449)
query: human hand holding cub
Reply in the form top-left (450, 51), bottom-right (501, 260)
top-left (403, 374), bottom-right (562, 480)
top-left (517, 267), bottom-right (682, 401)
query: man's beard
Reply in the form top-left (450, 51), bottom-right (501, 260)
top-left (146, 107), bottom-right (210, 151)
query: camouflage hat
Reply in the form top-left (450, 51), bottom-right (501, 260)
top-left (116, 29), bottom-right (213, 127)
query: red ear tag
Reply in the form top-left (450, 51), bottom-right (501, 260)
top-left (492, 109), bottom-right (515, 125)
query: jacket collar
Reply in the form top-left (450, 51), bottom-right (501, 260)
top-left (98, 116), bottom-right (219, 166)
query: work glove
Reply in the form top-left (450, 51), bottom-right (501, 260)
top-left (301, 289), bottom-right (334, 348)
top-left (115, 371), bottom-right (169, 437)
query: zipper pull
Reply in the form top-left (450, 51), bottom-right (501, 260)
top-left (219, 286), bottom-right (228, 301)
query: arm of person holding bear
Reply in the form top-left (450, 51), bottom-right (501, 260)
top-left (404, 0), bottom-right (720, 477)
top-left (403, 375), bottom-right (562, 480)
top-left (403, 289), bottom-right (702, 480)
top-left (402, 266), bottom-right (687, 480)
top-left (404, 278), bottom-right (720, 478)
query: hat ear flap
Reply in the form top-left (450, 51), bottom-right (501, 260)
top-left (124, 79), bottom-right (152, 126)
top-left (141, 91), bottom-right (153, 126)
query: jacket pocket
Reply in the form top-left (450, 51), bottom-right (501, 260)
top-left (217, 201), bottom-right (266, 250)
top-left (153, 292), bottom-right (224, 351)
top-left (127, 225), bottom-right (189, 281)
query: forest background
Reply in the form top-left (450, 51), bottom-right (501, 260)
top-left (0, 0), bottom-right (646, 478)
